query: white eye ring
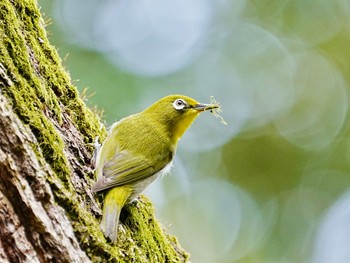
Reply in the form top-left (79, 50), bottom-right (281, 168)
top-left (173, 99), bottom-right (187, 110)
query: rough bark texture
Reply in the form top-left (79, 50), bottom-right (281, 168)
top-left (0, 0), bottom-right (189, 262)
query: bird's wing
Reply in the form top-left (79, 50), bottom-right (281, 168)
top-left (91, 150), bottom-right (157, 193)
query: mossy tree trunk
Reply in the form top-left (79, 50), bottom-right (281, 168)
top-left (0, 1), bottom-right (189, 262)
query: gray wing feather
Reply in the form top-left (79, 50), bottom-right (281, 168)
top-left (91, 150), bottom-right (156, 193)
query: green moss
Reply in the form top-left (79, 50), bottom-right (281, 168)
top-left (0, 0), bottom-right (104, 184)
top-left (0, 0), bottom-right (189, 261)
top-left (120, 196), bottom-right (190, 262)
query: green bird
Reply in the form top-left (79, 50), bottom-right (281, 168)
top-left (92, 94), bottom-right (218, 243)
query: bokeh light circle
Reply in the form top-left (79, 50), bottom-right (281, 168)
top-left (97, 0), bottom-right (212, 76)
top-left (183, 22), bottom-right (296, 152)
top-left (284, 0), bottom-right (344, 45)
top-left (166, 178), bottom-right (242, 263)
top-left (312, 191), bottom-right (350, 263)
top-left (53, 0), bottom-right (106, 50)
top-left (275, 51), bottom-right (348, 150)
top-left (54, 0), bottom-right (213, 77)
top-left (160, 177), bottom-right (274, 263)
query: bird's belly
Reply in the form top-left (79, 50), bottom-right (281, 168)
top-left (127, 161), bottom-right (173, 202)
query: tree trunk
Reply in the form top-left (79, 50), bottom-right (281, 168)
top-left (0, 1), bottom-right (189, 262)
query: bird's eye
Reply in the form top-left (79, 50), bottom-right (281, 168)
top-left (173, 99), bottom-right (187, 110)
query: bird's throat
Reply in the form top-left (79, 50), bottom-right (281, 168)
top-left (171, 112), bottom-right (199, 143)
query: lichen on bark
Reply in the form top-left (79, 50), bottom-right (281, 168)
top-left (0, 0), bottom-right (189, 262)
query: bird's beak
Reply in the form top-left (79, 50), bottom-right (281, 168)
top-left (192, 103), bottom-right (219, 112)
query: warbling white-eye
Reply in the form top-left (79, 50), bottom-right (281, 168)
top-left (92, 94), bottom-right (218, 243)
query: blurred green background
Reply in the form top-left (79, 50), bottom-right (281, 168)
top-left (40, 1), bottom-right (350, 262)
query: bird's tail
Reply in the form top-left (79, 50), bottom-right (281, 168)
top-left (100, 187), bottom-right (130, 243)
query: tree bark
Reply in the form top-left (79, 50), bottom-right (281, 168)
top-left (0, 1), bottom-right (189, 262)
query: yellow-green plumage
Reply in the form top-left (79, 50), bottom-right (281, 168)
top-left (92, 94), bottom-right (218, 243)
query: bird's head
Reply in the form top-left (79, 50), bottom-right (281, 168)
top-left (143, 94), bottom-right (218, 143)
